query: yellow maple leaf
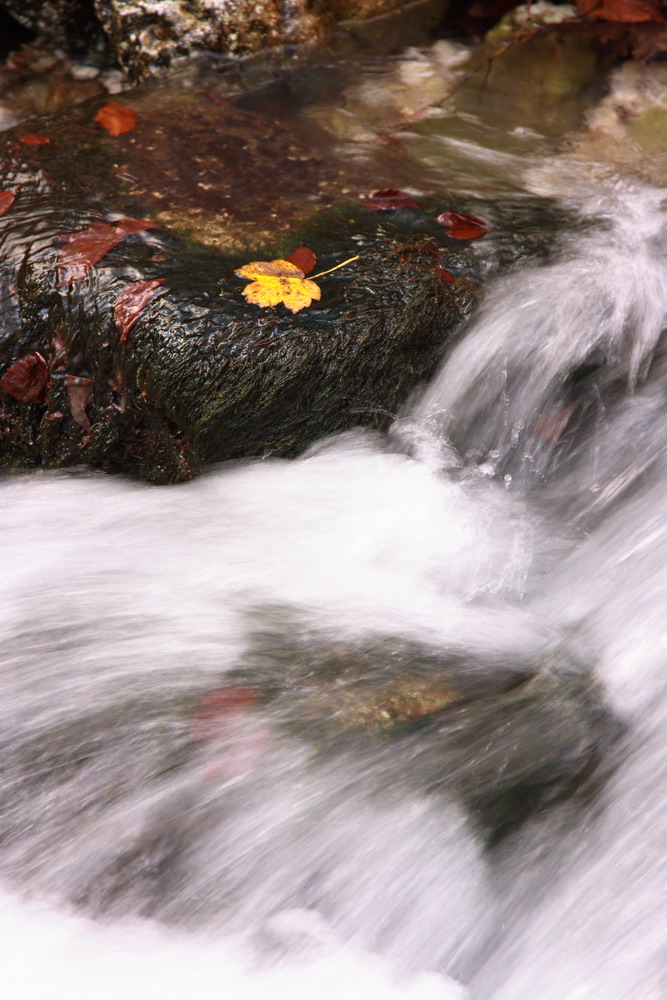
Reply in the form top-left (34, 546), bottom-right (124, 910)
top-left (234, 259), bottom-right (321, 314)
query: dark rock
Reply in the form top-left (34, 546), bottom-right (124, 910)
top-left (0, 1), bottom-right (451, 81)
top-left (0, 83), bottom-right (487, 483)
top-left (230, 621), bottom-right (623, 845)
top-left (0, 0), bottom-right (102, 53)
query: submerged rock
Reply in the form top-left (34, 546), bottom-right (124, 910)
top-left (230, 622), bottom-right (623, 845)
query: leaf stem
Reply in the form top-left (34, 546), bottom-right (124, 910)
top-left (311, 255), bottom-right (360, 279)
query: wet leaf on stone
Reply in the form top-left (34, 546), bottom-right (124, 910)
top-left (362, 188), bottom-right (420, 211)
top-left (19, 133), bottom-right (50, 145)
top-left (286, 246), bottom-right (317, 275)
top-left (235, 259), bottom-right (322, 313)
top-left (50, 330), bottom-right (68, 371)
top-left (437, 209), bottom-right (489, 240)
top-left (94, 101), bottom-right (138, 136)
top-left (0, 351), bottom-right (48, 403)
top-left (0, 191), bottom-right (15, 216)
top-left (577, 0), bottom-right (664, 21)
top-left (64, 374), bottom-right (92, 430)
top-left (115, 278), bottom-right (165, 342)
top-left (57, 217), bottom-right (158, 286)
top-left (434, 267), bottom-right (456, 285)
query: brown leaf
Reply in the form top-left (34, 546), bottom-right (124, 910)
top-left (577, 0), bottom-right (663, 21)
top-left (115, 278), bottom-right (165, 342)
top-left (436, 209), bottom-right (489, 240)
top-left (50, 329), bottom-right (68, 371)
top-left (362, 188), bottom-right (420, 211)
top-left (286, 246), bottom-right (317, 274)
top-left (64, 374), bottom-right (92, 430)
top-left (94, 101), bottom-right (138, 136)
top-left (0, 352), bottom-right (48, 403)
top-left (19, 133), bottom-right (50, 145)
top-left (57, 218), bottom-right (158, 286)
top-left (0, 191), bottom-right (15, 216)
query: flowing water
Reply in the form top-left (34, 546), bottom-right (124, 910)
top-left (3, 40), bottom-right (667, 1000)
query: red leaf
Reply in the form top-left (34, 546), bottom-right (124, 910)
top-left (436, 209), bottom-right (489, 240)
top-left (64, 374), bottom-right (92, 430)
top-left (362, 188), bottom-right (420, 211)
top-left (434, 267), bottom-right (456, 284)
top-left (196, 90), bottom-right (232, 107)
top-left (286, 246), bottom-right (317, 274)
top-left (115, 278), bottom-right (165, 341)
top-left (57, 218), bottom-right (158, 286)
top-left (577, 0), bottom-right (663, 21)
top-left (0, 352), bottom-right (48, 403)
top-left (0, 191), bottom-right (15, 216)
top-left (94, 101), bottom-right (138, 136)
top-left (114, 217), bottom-right (158, 235)
top-left (19, 133), bottom-right (50, 145)
top-left (191, 688), bottom-right (260, 740)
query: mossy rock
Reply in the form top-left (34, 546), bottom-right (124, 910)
top-left (0, 83), bottom-right (569, 483)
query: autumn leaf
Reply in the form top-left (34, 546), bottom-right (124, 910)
top-left (576, 0), bottom-right (664, 20)
top-left (94, 101), bottom-right (138, 136)
top-left (57, 217), bottom-right (158, 286)
top-left (235, 259), bottom-right (322, 313)
top-left (286, 246), bottom-right (317, 274)
top-left (434, 267), bottom-right (456, 285)
top-left (19, 133), bottom-right (50, 145)
top-left (50, 330), bottom-right (68, 371)
top-left (191, 688), bottom-right (260, 741)
top-left (437, 209), bottom-right (489, 240)
top-left (0, 352), bottom-right (48, 403)
top-left (191, 687), bottom-right (268, 782)
top-left (115, 278), bottom-right (165, 341)
top-left (0, 191), bottom-right (15, 216)
top-left (64, 374), bottom-right (92, 430)
top-left (363, 188), bottom-right (420, 211)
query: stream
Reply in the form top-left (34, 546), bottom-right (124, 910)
top-left (2, 36), bottom-right (667, 1000)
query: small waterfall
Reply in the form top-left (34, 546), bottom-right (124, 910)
top-left (3, 182), bottom-right (667, 999)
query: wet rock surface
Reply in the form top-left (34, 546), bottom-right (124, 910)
top-left (0, 77), bottom-right (570, 483)
top-left (0, 0), bottom-right (450, 81)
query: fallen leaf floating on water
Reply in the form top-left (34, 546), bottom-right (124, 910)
top-left (576, 0), bottom-right (664, 20)
top-left (94, 101), bottom-right (138, 136)
top-left (0, 191), bottom-right (15, 216)
top-left (286, 245), bottom-right (317, 275)
top-left (235, 258), bottom-right (322, 313)
top-left (362, 188), bottom-right (420, 211)
top-left (115, 278), bottom-right (165, 341)
top-left (0, 351), bottom-right (48, 403)
top-left (436, 209), bottom-right (489, 240)
top-left (57, 217), bottom-right (158, 286)
top-left (19, 133), bottom-right (50, 145)
top-left (64, 374), bottom-right (92, 430)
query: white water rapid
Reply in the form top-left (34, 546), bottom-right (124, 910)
top-left (3, 180), bottom-right (667, 1000)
